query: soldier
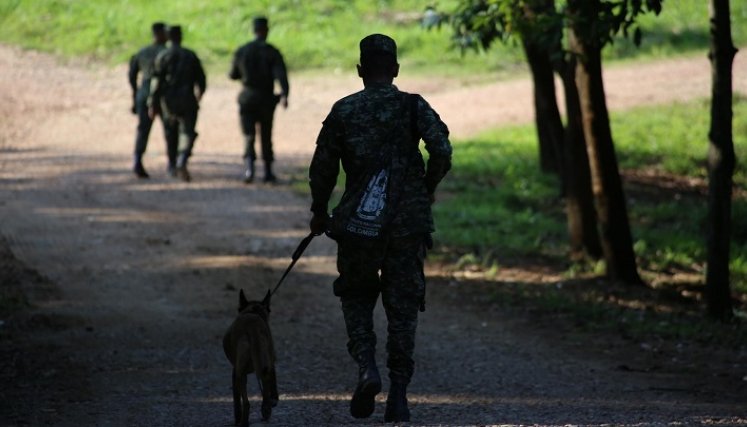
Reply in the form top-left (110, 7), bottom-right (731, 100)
top-left (128, 22), bottom-right (174, 178)
top-left (148, 25), bottom-right (207, 182)
top-left (229, 17), bottom-right (289, 183)
top-left (308, 34), bottom-right (452, 422)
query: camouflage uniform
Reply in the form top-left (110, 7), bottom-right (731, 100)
top-left (128, 41), bottom-right (175, 163)
top-left (229, 38), bottom-right (289, 164)
top-left (149, 40), bottom-right (206, 166)
top-left (309, 82), bottom-right (452, 384)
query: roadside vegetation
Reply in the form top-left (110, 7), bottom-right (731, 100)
top-left (435, 98), bottom-right (747, 297)
top-left (0, 0), bottom-right (745, 75)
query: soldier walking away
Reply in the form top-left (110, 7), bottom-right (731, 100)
top-left (148, 25), bottom-right (207, 182)
top-left (308, 34), bottom-right (452, 423)
top-left (229, 17), bottom-right (289, 183)
top-left (128, 22), bottom-right (173, 178)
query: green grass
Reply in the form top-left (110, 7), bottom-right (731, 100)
top-left (0, 0), bottom-right (745, 74)
top-left (0, 0), bottom-right (512, 75)
top-left (435, 98), bottom-right (747, 292)
top-left (605, 1), bottom-right (747, 61)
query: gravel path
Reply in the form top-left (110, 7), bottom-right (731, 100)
top-left (1, 45), bottom-right (745, 426)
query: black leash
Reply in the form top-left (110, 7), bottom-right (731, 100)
top-left (269, 232), bottom-right (317, 296)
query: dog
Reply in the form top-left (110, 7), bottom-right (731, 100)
top-left (223, 289), bottom-right (278, 427)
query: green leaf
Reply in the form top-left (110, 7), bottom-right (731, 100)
top-left (645, 0), bottom-right (663, 15)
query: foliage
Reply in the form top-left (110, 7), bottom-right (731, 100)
top-left (434, 99), bottom-right (747, 292)
top-left (566, 0), bottom-right (663, 48)
top-left (446, 0), bottom-right (663, 54)
top-left (448, 0), bottom-right (562, 52)
top-left (0, 0), bottom-right (745, 73)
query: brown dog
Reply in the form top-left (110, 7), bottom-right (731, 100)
top-left (223, 289), bottom-right (278, 426)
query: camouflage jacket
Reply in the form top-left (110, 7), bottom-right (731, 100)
top-left (149, 45), bottom-right (206, 112)
top-left (309, 83), bottom-right (452, 237)
top-left (128, 43), bottom-right (166, 101)
top-left (229, 39), bottom-right (289, 100)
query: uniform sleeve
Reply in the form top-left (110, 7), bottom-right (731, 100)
top-left (128, 53), bottom-right (139, 95)
top-left (194, 53), bottom-right (207, 95)
top-left (416, 96), bottom-right (452, 194)
top-left (229, 48), bottom-right (241, 80)
top-left (147, 52), bottom-right (165, 108)
top-left (273, 49), bottom-right (289, 98)
top-left (309, 109), bottom-right (343, 215)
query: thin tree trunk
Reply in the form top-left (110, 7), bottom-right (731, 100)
top-left (558, 56), bottom-right (602, 259)
top-left (706, 0), bottom-right (737, 320)
top-left (568, 2), bottom-right (643, 285)
top-left (522, 38), bottom-right (564, 175)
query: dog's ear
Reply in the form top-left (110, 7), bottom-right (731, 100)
top-left (239, 289), bottom-right (249, 311)
top-left (261, 289), bottom-right (272, 312)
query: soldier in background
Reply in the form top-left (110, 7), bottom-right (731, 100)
top-left (149, 25), bottom-right (206, 182)
top-left (308, 34), bottom-right (452, 423)
top-left (229, 17), bottom-right (289, 183)
top-left (128, 22), bottom-right (173, 178)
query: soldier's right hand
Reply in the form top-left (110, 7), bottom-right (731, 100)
top-left (148, 106), bottom-right (157, 120)
top-left (309, 213), bottom-right (329, 236)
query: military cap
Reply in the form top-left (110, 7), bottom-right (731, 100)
top-left (253, 17), bottom-right (269, 30)
top-left (151, 22), bottom-right (166, 33)
top-left (168, 25), bottom-right (182, 37)
top-left (359, 34), bottom-right (397, 59)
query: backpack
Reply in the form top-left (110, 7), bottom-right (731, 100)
top-left (328, 93), bottom-right (420, 240)
top-left (161, 49), bottom-right (195, 116)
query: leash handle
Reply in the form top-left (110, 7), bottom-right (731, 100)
top-left (270, 232), bottom-right (316, 296)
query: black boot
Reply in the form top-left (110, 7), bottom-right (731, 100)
top-left (350, 351), bottom-right (381, 419)
top-left (133, 155), bottom-right (149, 178)
top-left (384, 382), bottom-right (410, 423)
top-left (176, 153), bottom-right (191, 182)
top-left (263, 161), bottom-right (277, 183)
top-left (243, 159), bottom-right (255, 184)
top-left (167, 159), bottom-right (177, 178)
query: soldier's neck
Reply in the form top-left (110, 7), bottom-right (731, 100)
top-left (362, 77), bottom-right (394, 87)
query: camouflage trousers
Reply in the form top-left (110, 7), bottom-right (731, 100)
top-left (240, 102), bottom-right (276, 163)
top-left (134, 97), bottom-right (177, 164)
top-left (334, 233), bottom-right (427, 385)
top-left (162, 104), bottom-right (199, 161)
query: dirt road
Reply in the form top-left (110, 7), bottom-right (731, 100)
top-left (1, 45), bottom-right (745, 426)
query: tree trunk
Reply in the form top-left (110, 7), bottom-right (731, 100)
top-left (567, 3), bottom-right (643, 285)
top-left (522, 38), bottom-right (564, 175)
top-left (706, 0), bottom-right (737, 320)
top-left (558, 56), bottom-right (603, 259)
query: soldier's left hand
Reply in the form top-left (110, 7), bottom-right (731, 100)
top-left (281, 96), bottom-right (288, 109)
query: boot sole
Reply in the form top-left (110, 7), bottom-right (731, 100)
top-left (350, 378), bottom-right (381, 419)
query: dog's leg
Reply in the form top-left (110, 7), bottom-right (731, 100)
top-left (259, 372), bottom-right (272, 421)
top-left (232, 368), bottom-right (241, 426)
top-left (239, 373), bottom-right (250, 427)
top-left (268, 368), bottom-right (279, 407)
